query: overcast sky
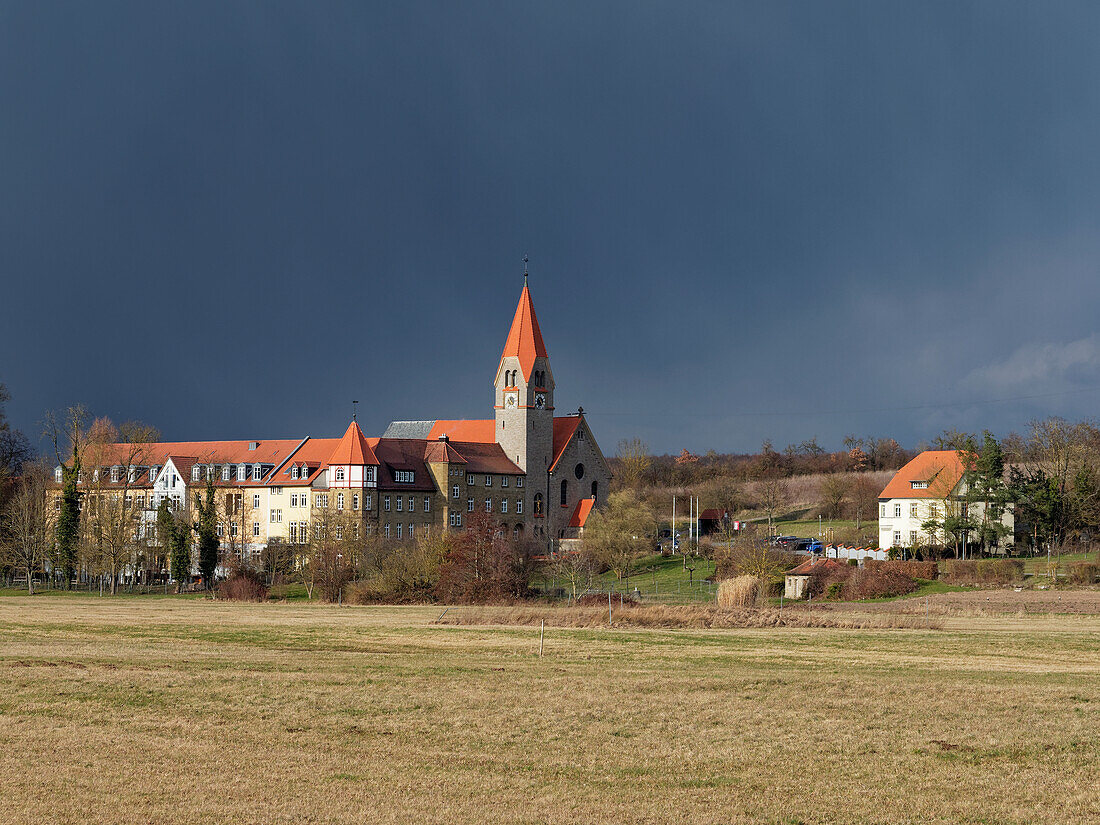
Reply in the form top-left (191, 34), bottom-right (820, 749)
top-left (3, 2), bottom-right (1100, 455)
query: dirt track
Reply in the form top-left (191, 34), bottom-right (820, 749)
top-left (821, 588), bottom-right (1100, 615)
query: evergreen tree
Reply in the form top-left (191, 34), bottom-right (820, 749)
top-left (55, 446), bottom-right (82, 589)
top-left (962, 431), bottom-right (1011, 555)
top-left (157, 499), bottom-right (191, 593)
top-left (195, 476), bottom-right (219, 590)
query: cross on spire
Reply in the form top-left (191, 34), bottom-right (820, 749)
top-left (523, 254), bottom-right (529, 286)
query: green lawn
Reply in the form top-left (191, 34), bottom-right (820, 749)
top-left (537, 552), bottom-right (720, 604)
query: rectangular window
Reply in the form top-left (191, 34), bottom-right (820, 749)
top-left (384, 524), bottom-right (390, 538)
top-left (270, 510), bottom-right (277, 523)
top-left (910, 503), bottom-right (918, 518)
top-left (396, 524), bottom-right (402, 539)
top-left (288, 523), bottom-right (296, 544)
top-left (222, 466), bottom-right (231, 481)
top-left (337, 493), bottom-right (344, 510)
top-left (894, 504), bottom-right (902, 518)
top-left (253, 494), bottom-right (261, 509)
top-left (449, 514), bottom-right (456, 526)
top-left (253, 522), bottom-right (260, 537)
top-left (384, 495), bottom-right (391, 512)
top-left (276, 509), bottom-right (283, 523)
top-left (910, 530), bottom-right (918, 546)
top-left (272, 487), bottom-right (282, 496)
top-left (516, 499), bottom-right (523, 514)
top-left (485, 475), bottom-right (492, 486)
top-left (467, 498), bottom-right (474, 512)
top-left (365, 494), bottom-right (372, 510)
top-left (334, 525), bottom-right (343, 540)
top-left (408, 496), bottom-right (414, 512)
top-left (396, 497), bottom-right (403, 512)
top-left (394, 470), bottom-right (414, 483)
top-left (192, 466), bottom-right (201, 481)
top-left (467, 474), bottom-right (476, 485)
top-left (217, 524), bottom-right (225, 537)
top-left (230, 523), bottom-right (238, 537)
top-left (930, 503), bottom-right (939, 519)
top-left (517, 477), bottom-right (524, 488)
top-left (237, 465), bottom-right (246, 481)
top-left (353, 523), bottom-right (360, 539)
top-left (485, 498), bottom-right (492, 513)
top-left (452, 485), bottom-right (460, 498)
top-left (501, 499), bottom-right (508, 513)
top-left (291, 466), bottom-right (300, 480)
top-left (291, 494), bottom-right (298, 507)
top-left (501, 476), bottom-right (509, 487)
top-left (880, 503), bottom-right (886, 518)
top-left (424, 496), bottom-right (430, 512)
top-left (353, 494), bottom-right (359, 510)
top-left (893, 531), bottom-right (901, 544)
top-left (335, 467), bottom-right (345, 481)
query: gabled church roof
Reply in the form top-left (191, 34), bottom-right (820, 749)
top-left (500, 284), bottom-right (548, 381)
top-left (327, 420), bottom-right (379, 466)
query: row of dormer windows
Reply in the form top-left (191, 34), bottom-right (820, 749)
top-left (189, 463), bottom-right (269, 483)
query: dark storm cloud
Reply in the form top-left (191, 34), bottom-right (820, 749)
top-left (3, 1), bottom-right (1100, 453)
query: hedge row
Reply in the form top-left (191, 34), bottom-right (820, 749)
top-left (941, 559), bottom-right (1025, 585)
top-left (1068, 562), bottom-right (1100, 584)
top-left (865, 560), bottom-right (938, 580)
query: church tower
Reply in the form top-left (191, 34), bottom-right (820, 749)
top-left (495, 276), bottom-right (555, 485)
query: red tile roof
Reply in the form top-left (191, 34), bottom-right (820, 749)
top-left (568, 498), bottom-right (595, 528)
top-left (878, 450), bottom-right (966, 500)
top-left (424, 416), bottom-right (581, 473)
top-left (551, 417), bottom-right (582, 471)
top-left (500, 284), bottom-right (548, 381)
top-left (450, 441), bottom-right (522, 475)
top-left (423, 440), bottom-right (468, 465)
top-left (427, 419), bottom-right (497, 443)
top-left (787, 557), bottom-right (848, 576)
top-left (327, 421), bottom-right (379, 466)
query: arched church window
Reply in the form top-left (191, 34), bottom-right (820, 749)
top-left (591, 481), bottom-right (598, 502)
top-left (560, 479), bottom-right (568, 507)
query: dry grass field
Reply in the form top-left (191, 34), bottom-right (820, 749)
top-left (1, 596), bottom-right (1098, 824)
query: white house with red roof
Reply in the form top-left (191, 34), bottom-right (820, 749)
top-left (878, 450), bottom-right (1013, 554)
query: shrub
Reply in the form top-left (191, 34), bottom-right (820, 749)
top-left (717, 575), bottom-right (761, 608)
top-left (1068, 562), bottom-right (1100, 584)
top-left (825, 582), bottom-right (844, 600)
top-left (847, 559), bottom-right (859, 567)
top-left (942, 559), bottom-right (1024, 585)
top-left (840, 566), bottom-right (918, 600)
top-left (865, 559), bottom-right (937, 580)
top-left (807, 564), bottom-right (852, 597)
top-left (217, 566), bottom-right (268, 601)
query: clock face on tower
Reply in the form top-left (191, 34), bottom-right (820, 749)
top-left (534, 393), bottom-right (546, 409)
top-left (504, 391), bottom-right (518, 409)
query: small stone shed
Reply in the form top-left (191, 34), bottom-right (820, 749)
top-left (784, 557), bottom-right (849, 599)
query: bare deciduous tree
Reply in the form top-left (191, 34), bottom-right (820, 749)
top-left (1, 461), bottom-right (55, 594)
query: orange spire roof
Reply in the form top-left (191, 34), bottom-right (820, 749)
top-left (500, 284), bottom-right (548, 381)
top-left (327, 420), bottom-right (379, 466)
